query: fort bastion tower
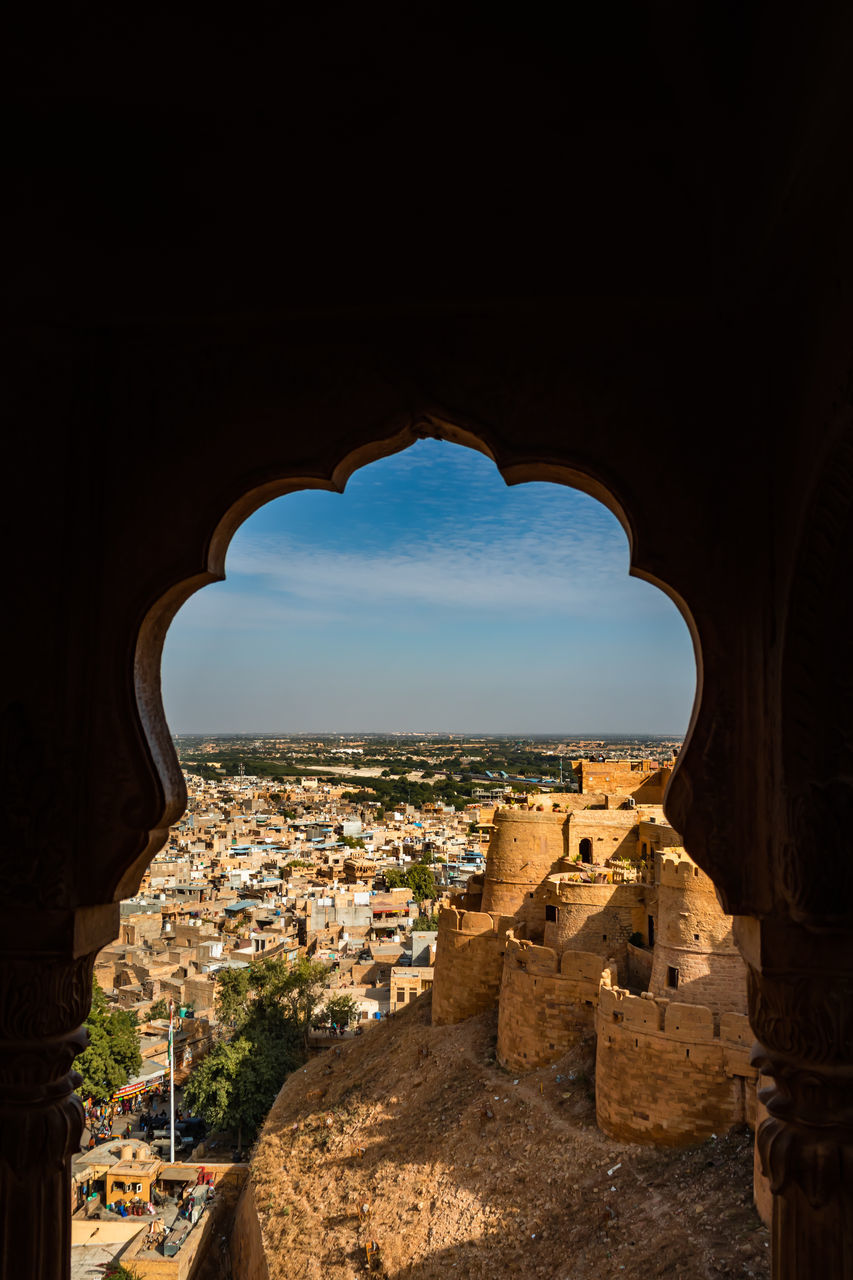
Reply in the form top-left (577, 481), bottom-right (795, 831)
top-left (431, 794), bottom-right (760, 1168)
top-left (431, 798), bottom-right (588, 1025)
top-left (432, 793), bottom-right (658, 1025)
top-left (647, 852), bottom-right (747, 1016)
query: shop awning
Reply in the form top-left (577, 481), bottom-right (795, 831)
top-left (111, 1061), bottom-right (169, 1100)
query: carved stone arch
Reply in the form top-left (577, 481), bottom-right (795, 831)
top-left (0, 334), bottom-right (736, 1280)
top-left (128, 409), bottom-right (704, 900)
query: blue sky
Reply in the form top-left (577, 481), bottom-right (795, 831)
top-left (161, 441), bottom-right (695, 734)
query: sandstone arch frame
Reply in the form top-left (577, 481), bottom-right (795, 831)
top-left (5, 311), bottom-right (853, 1280)
top-left (131, 417), bottom-right (702, 902)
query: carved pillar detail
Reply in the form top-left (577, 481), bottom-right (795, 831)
top-left (749, 963), bottom-right (853, 1280)
top-left (0, 951), bottom-right (96, 1280)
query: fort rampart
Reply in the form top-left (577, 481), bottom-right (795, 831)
top-left (496, 936), bottom-right (607, 1071)
top-left (594, 978), bottom-right (757, 1146)
top-left (542, 877), bottom-right (647, 984)
top-left (577, 760), bottom-right (672, 804)
top-left (431, 906), bottom-right (516, 1025)
top-left (648, 854), bottom-right (747, 1015)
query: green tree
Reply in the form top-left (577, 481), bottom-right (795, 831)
top-left (319, 993), bottom-right (360, 1028)
top-left (406, 864), bottom-right (437, 904)
top-left (75, 979), bottom-right (142, 1103)
top-left (148, 998), bottom-right (169, 1020)
top-left (250, 957), bottom-right (329, 1053)
top-left (185, 957), bottom-right (329, 1147)
top-left (104, 1263), bottom-right (144, 1280)
top-left (383, 868), bottom-right (407, 889)
top-left (183, 1032), bottom-right (298, 1153)
top-left (412, 912), bottom-right (440, 931)
top-left (214, 966), bottom-right (252, 1031)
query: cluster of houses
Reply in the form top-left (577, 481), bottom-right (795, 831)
top-left (93, 775), bottom-right (494, 1097)
top-left (74, 774), bottom-right (494, 1274)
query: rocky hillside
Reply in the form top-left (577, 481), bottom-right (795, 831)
top-left (250, 996), bottom-right (769, 1279)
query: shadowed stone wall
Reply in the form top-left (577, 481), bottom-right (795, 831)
top-left (595, 979), bottom-right (756, 1146)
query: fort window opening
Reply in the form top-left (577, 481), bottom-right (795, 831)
top-left (579, 838), bottom-right (593, 863)
top-left (545, 904), bottom-right (558, 922)
top-left (667, 965), bottom-right (680, 989)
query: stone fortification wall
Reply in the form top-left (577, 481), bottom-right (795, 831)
top-left (480, 808), bottom-right (569, 917)
top-left (565, 809), bottom-right (641, 863)
top-left (542, 877), bottom-right (647, 985)
top-left (648, 853), bottom-right (747, 1015)
top-left (637, 817), bottom-right (682, 857)
top-left (230, 1177), bottom-right (271, 1280)
top-left (578, 759), bottom-right (670, 797)
top-left (496, 936), bottom-right (607, 1071)
top-left (630, 768), bottom-right (672, 803)
top-left (448, 873), bottom-right (484, 913)
top-left (487, 795), bottom-right (605, 815)
top-left (431, 906), bottom-right (516, 1025)
top-left (627, 940), bottom-right (653, 990)
top-left (595, 979), bottom-right (757, 1146)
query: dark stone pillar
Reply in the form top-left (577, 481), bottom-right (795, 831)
top-left (745, 928), bottom-right (853, 1280)
top-left (0, 907), bottom-right (118, 1280)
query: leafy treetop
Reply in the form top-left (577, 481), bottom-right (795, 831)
top-left (75, 978), bottom-right (142, 1103)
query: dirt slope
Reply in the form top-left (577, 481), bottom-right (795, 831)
top-left (250, 996), bottom-right (769, 1280)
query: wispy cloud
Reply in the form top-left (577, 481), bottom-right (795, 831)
top-left (163, 440), bottom-right (695, 738)
top-left (220, 520), bottom-right (657, 623)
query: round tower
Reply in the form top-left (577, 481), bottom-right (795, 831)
top-left (431, 906), bottom-right (515, 1025)
top-left (480, 807), bottom-right (569, 919)
top-left (648, 851), bottom-right (747, 1015)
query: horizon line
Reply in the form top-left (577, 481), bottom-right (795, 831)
top-left (170, 730), bottom-right (685, 739)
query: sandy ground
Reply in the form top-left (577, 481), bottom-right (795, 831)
top-left (250, 997), bottom-right (769, 1280)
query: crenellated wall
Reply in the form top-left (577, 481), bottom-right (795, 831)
top-left (648, 852), bottom-right (747, 1015)
top-left (431, 906), bottom-right (516, 1025)
top-left (496, 936), bottom-right (607, 1070)
top-left (542, 876), bottom-right (648, 984)
top-left (594, 978), bottom-right (757, 1146)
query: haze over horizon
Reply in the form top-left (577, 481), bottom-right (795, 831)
top-left (162, 442), bottom-right (696, 736)
top-left (171, 729), bottom-right (685, 740)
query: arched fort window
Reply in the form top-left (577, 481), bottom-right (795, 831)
top-left (579, 838), bottom-right (593, 863)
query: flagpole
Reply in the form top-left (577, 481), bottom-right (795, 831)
top-left (169, 1000), bottom-right (175, 1164)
